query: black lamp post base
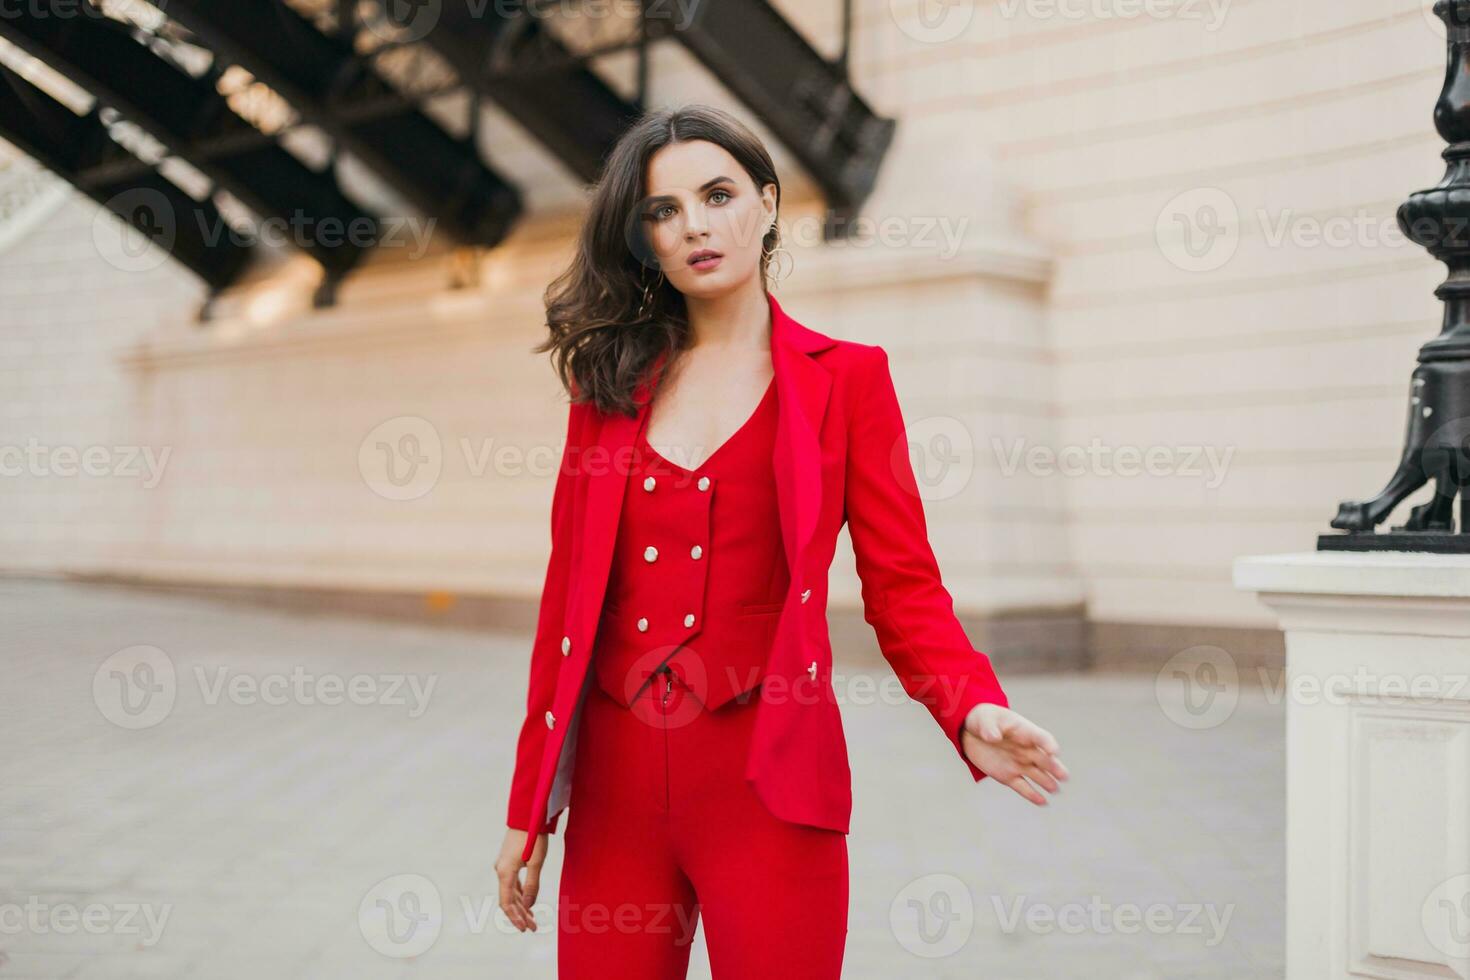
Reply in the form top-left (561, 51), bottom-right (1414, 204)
top-left (1317, 531), bottom-right (1470, 554)
top-left (1319, 2), bottom-right (1470, 551)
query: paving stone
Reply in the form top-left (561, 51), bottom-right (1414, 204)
top-left (0, 579), bottom-right (1285, 978)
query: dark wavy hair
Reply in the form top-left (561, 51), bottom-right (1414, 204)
top-left (534, 104), bottom-right (783, 418)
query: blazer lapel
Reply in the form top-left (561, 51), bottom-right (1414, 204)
top-left (770, 292), bottom-right (836, 590)
top-left (572, 291), bottom-right (836, 654)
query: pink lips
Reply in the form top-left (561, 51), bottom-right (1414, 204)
top-left (688, 250), bottom-right (722, 270)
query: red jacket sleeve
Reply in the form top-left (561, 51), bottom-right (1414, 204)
top-left (843, 345), bottom-right (1008, 782)
top-left (505, 399), bottom-right (582, 835)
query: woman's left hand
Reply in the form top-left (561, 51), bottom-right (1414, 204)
top-left (960, 703), bottom-right (1069, 805)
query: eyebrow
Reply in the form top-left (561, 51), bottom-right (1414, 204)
top-left (643, 176), bottom-right (735, 207)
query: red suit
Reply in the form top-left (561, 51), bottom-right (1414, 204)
top-left (559, 366), bottom-right (846, 977)
top-left (505, 290), bottom-right (1009, 975)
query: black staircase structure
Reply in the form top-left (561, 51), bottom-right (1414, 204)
top-left (0, 0), bottom-right (897, 300)
top-left (0, 66), bottom-right (254, 291)
top-left (0, 5), bottom-right (376, 288)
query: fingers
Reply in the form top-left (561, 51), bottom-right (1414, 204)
top-left (522, 860), bottom-right (543, 912)
top-left (1022, 763), bottom-right (1061, 794)
top-left (495, 862), bottom-right (522, 930)
top-left (1020, 744), bottom-right (1069, 783)
top-left (1010, 717), bottom-right (1060, 755)
top-left (1004, 773), bottom-right (1047, 806)
top-left (496, 861), bottom-right (537, 932)
top-left (1030, 724), bottom-right (1060, 755)
top-left (995, 709), bottom-right (1067, 778)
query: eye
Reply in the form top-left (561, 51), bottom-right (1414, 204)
top-left (709, 189), bottom-right (731, 204)
top-left (649, 203), bottom-right (677, 222)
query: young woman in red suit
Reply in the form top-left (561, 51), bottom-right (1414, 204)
top-left (495, 104), bottom-right (1068, 978)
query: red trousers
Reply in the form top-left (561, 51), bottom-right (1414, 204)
top-left (557, 664), bottom-right (849, 978)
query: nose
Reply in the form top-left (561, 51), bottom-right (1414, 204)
top-left (683, 201), bottom-right (709, 239)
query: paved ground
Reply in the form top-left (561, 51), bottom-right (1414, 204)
top-left (0, 578), bottom-right (1284, 979)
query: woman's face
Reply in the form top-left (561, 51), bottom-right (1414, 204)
top-left (638, 139), bottom-right (776, 300)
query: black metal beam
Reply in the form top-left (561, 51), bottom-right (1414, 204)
top-left (163, 0), bottom-right (522, 247)
top-left (0, 3), bottom-right (374, 278)
top-left (673, 0), bottom-right (896, 237)
top-left (0, 68), bottom-right (254, 292)
top-left (419, 2), bottom-right (642, 183)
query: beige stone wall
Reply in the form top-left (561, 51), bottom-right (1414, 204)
top-left (0, 0), bottom-right (1441, 635)
top-left (965, 0), bottom-right (1445, 625)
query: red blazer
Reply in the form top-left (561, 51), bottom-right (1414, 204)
top-left (506, 290), bottom-right (1009, 861)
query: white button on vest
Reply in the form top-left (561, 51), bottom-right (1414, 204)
top-left (684, 613), bottom-right (696, 628)
top-left (697, 476), bottom-right (710, 491)
top-left (690, 544), bottom-right (703, 559)
top-left (643, 476), bottom-right (656, 491)
top-left (545, 710), bottom-right (555, 729)
top-left (637, 617), bottom-right (649, 632)
top-left (644, 545), bottom-right (658, 562)
top-left (561, 635), bottom-right (572, 654)
top-left (808, 660), bottom-right (818, 680)
top-left (800, 589), bottom-right (811, 603)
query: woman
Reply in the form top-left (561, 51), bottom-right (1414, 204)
top-left (495, 104), bottom-right (1067, 978)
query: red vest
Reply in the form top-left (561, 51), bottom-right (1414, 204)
top-left (591, 376), bottom-right (790, 711)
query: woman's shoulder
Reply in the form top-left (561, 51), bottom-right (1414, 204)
top-left (817, 335), bottom-right (891, 382)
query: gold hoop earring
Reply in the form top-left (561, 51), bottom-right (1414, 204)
top-left (762, 240), bottom-right (793, 284)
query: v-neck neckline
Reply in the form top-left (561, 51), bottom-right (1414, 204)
top-left (639, 375), bottom-right (776, 475)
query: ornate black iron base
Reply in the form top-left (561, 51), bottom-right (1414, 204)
top-left (1318, 531), bottom-right (1470, 554)
top-left (1319, 1), bottom-right (1470, 554)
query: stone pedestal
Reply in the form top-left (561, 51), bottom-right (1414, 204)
top-left (1234, 551), bottom-right (1470, 980)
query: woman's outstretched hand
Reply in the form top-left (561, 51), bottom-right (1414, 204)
top-left (496, 828), bottom-right (548, 932)
top-left (960, 703), bottom-right (1069, 805)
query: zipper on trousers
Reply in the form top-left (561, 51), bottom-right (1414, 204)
top-left (654, 664), bottom-right (672, 811)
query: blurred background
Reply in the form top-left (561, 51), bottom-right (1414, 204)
top-left (0, 0), bottom-right (1448, 977)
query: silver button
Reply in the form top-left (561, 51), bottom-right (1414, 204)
top-left (643, 476), bottom-right (656, 491)
top-left (644, 545), bottom-right (658, 562)
top-left (808, 660), bottom-right (817, 680)
top-left (800, 589), bottom-right (811, 603)
top-left (637, 617), bottom-right (649, 632)
top-left (690, 544), bottom-right (703, 560)
top-left (561, 635), bottom-right (572, 654)
top-left (683, 613), bottom-right (695, 628)
top-left (545, 710), bottom-right (555, 729)
top-left (697, 476), bottom-right (710, 491)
